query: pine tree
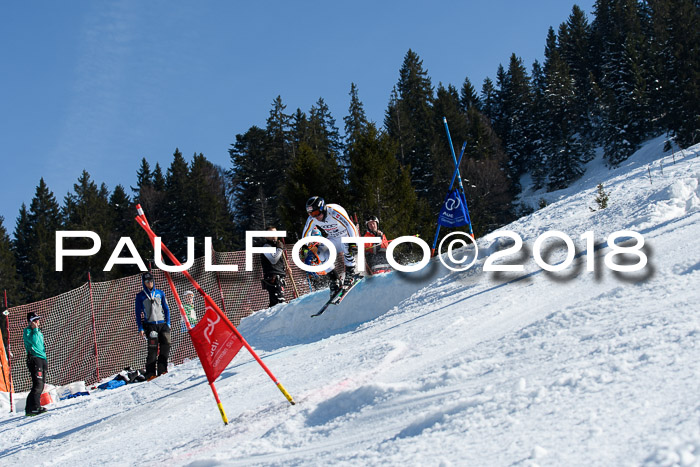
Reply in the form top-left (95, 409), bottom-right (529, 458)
top-left (464, 107), bottom-right (506, 163)
top-left (461, 108), bottom-right (514, 236)
top-left (650, 0), bottom-right (700, 146)
top-left (529, 60), bottom-right (549, 189)
top-left (593, 0), bottom-right (652, 165)
top-left (492, 64), bottom-right (509, 138)
top-left (188, 154), bottom-right (235, 254)
top-left (500, 54), bottom-right (535, 183)
top-left (14, 179), bottom-right (63, 302)
top-left (347, 123), bottom-right (419, 237)
top-left (291, 108), bottom-right (310, 154)
top-left (228, 126), bottom-right (275, 236)
top-left (266, 95), bottom-right (293, 177)
top-left (130, 158), bottom-right (166, 263)
top-left (12, 204), bottom-right (31, 301)
top-left (62, 170), bottom-right (114, 286)
top-left (152, 163), bottom-right (166, 192)
top-left (385, 49), bottom-right (437, 197)
top-left (133, 157), bottom-right (166, 234)
top-left (343, 83), bottom-right (369, 151)
top-left (0, 216), bottom-right (20, 304)
top-left (542, 27), bottom-right (592, 190)
top-left (109, 184), bottom-right (132, 236)
top-left (106, 184), bottom-right (138, 279)
top-left (308, 97), bottom-right (344, 168)
top-left (480, 77), bottom-right (498, 122)
top-left (306, 98), bottom-right (347, 203)
top-left (460, 76), bottom-right (480, 112)
top-left (267, 96), bottom-right (292, 156)
top-left (645, 0), bottom-right (673, 129)
top-left (132, 158), bottom-right (152, 200)
top-left (592, 182), bottom-right (610, 210)
top-left (160, 149), bottom-right (191, 259)
top-left (558, 5), bottom-right (598, 140)
top-left (279, 142), bottom-right (334, 238)
top-left (384, 86), bottom-right (407, 165)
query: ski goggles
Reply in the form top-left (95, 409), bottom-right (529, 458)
top-left (307, 208), bottom-right (322, 217)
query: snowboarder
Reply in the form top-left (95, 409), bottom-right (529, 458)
top-left (259, 227), bottom-right (287, 307)
top-left (302, 196), bottom-right (361, 298)
top-left (135, 272), bottom-right (171, 380)
top-left (23, 311), bottom-right (48, 416)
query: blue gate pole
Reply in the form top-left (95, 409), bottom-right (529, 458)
top-left (443, 117), bottom-right (474, 237)
top-left (443, 117), bottom-right (467, 195)
top-left (449, 142), bottom-right (467, 191)
top-left (431, 142), bottom-right (467, 255)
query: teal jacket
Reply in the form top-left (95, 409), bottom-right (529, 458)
top-left (23, 326), bottom-right (47, 360)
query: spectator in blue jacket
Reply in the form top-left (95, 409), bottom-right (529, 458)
top-left (23, 311), bottom-right (48, 416)
top-left (135, 272), bottom-right (171, 380)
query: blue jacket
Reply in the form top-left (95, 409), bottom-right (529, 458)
top-left (135, 276), bottom-right (170, 331)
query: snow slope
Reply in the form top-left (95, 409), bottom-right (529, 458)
top-left (1, 138), bottom-right (699, 466)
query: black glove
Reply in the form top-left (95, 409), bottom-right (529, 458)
top-left (348, 244), bottom-right (358, 256)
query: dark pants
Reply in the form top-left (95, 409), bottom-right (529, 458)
top-left (262, 275), bottom-right (285, 307)
top-left (367, 250), bottom-right (392, 274)
top-left (26, 356), bottom-right (47, 414)
top-left (144, 322), bottom-right (171, 376)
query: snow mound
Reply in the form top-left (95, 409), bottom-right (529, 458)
top-left (636, 171), bottom-right (700, 230)
top-left (238, 264), bottom-right (449, 351)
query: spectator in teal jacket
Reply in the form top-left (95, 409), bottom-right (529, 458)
top-left (23, 311), bottom-right (48, 416)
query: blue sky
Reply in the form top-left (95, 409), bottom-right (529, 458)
top-left (1, 0), bottom-right (596, 233)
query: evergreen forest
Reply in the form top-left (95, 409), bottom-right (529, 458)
top-left (1, 0), bottom-right (698, 305)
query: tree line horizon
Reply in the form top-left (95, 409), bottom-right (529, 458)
top-left (1, 0), bottom-right (697, 305)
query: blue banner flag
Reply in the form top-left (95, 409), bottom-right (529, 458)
top-left (437, 189), bottom-right (471, 227)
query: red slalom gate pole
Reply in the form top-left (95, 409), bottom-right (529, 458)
top-left (87, 273), bottom-right (100, 382)
top-left (161, 269), bottom-right (230, 425)
top-left (135, 205), bottom-right (295, 407)
top-left (210, 246), bottom-right (230, 316)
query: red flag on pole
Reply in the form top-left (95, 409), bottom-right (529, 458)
top-left (188, 296), bottom-right (243, 383)
top-left (134, 204), bottom-right (295, 411)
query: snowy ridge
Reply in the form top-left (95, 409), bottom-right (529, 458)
top-left (1, 138), bottom-right (699, 466)
top-left (238, 266), bottom-right (449, 352)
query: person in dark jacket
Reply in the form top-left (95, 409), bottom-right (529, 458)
top-left (135, 272), bottom-right (171, 380)
top-left (23, 311), bottom-right (48, 416)
top-left (363, 216), bottom-right (393, 275)
top-left (259, 227), bottom-right (287, 307)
